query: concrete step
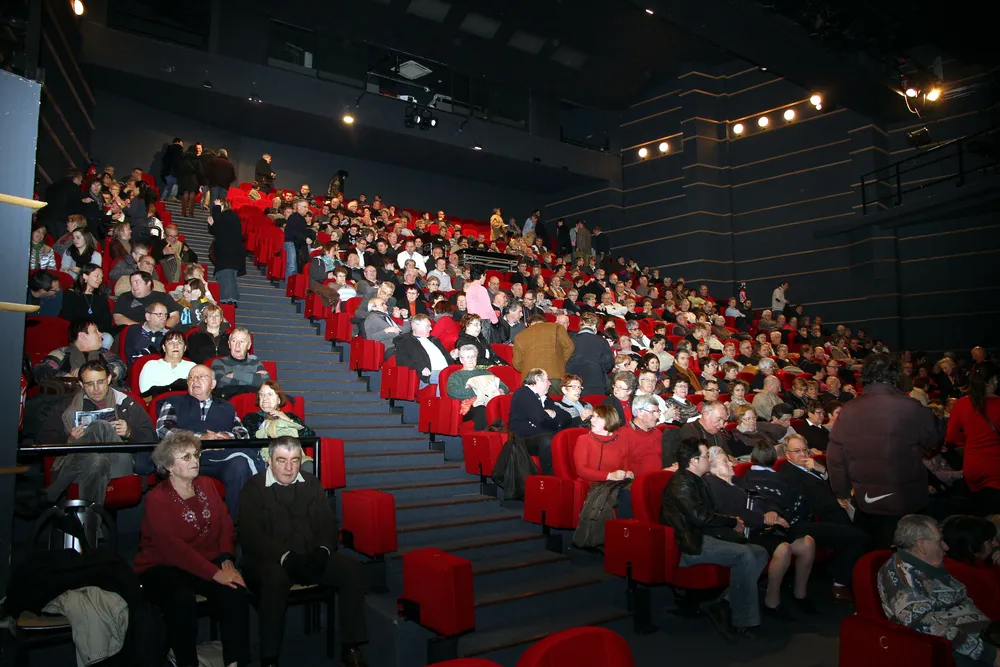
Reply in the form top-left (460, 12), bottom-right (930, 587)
top-left (473, 570), bottom-right (606, 627)
top-left (395, 530), bottom-right (545, 562)
top-left (345, 450), bottom-right (443, 471)
top-left (334, 436), bottom-right (435, 453)
top-left (395, 495), bottom-right (500, 523)
top-left (317, 425), bottom-right (420, 440)
top-left (349, 478), bottom-right (482, 501)
top-left (471, 550), bottom-right (573, 589)
top-left (305, 413), bottom-right (403, 428)
top-left (396, 512), bottom-right (523, 548)
top-left (344, 463), bottom-right (465, 487)
top-left (460, 604), bottom-right (630, 658)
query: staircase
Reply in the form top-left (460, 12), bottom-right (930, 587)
top-left (167, 202), bottom-right (629, 664)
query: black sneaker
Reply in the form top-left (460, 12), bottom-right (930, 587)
top-left (705, 600), bottom-right (736, 643)
top-left (793, 596), bottom-right (820, 615)
top-left (734, 625), bottom-right (763, 640)
top-left (763, 603), bottom-right (795, 622)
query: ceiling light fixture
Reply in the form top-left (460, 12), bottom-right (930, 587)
top-left (732, 123), bottom-right (744, 136)
top-left (905, 87), bottom-right (919, 98)
top-left (658, 142), bottom-right (669, 153)
top-left (638, 147), bottom-right (649, 158)
top-left (404, 102), bottom-right (418, 128)
top-left (72, 0), bottom-right (84, 16)
top-left (342, 112), bottom-right (355, 124)
top-left (809, 94), bottom-right (822, 107)
top-left (757, 116), bottom-right (769, 128)
top-left (783, 109), bottom-right (796, 121)
top-left (645, 8), bottom-right (654, 14)
top-left (925, 88), bottom-right (941, 102)
top-left (472, 143), bottom-right (483, 151)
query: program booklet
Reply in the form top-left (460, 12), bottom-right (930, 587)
top-left (74, 408), bottom-right (117, 428)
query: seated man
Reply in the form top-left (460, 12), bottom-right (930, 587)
top-left (627, 394), bottom-right (665, 476)
top-left (659, 438), bottom-right (769, 640)
top-left (108, 242), bottom-right (148, 285)
top-left (363, 297), bottom-right (409, 355)
top-left (240, 437), bottom-right (368, 667)
top-left (113, 270), bottom-right (179, 327)
top-left (758, 402), bottom-right (796, 444)
top-left (32, 319), bottom-right (128, 388)
top-left (112, 253), bottom-right (166, 298)
top-left (662, 402), bottom-right (733, 469)
top-left (154, 364), bottom-right (258, 518)
top-left (210, 327), bottom-right (270, 399)
top-left (21, 360), bottom-right (154, 513)
top-left (879, 514), bottom-right (998, 667)
top-left (26, 270), bottom-right (63, 317)
top-left (508, 368), bottom-right (570, 475)
top-left (393, 314), bottom-right (451, 386)
top-left (123, 302), bottom-right (169, 363)
top-left (752, 375), bottom-right (783, 420)
top-left (799, 400), bottom-right (830, 452)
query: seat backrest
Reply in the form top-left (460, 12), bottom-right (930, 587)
top-left (632, 470), bottom-right (673, 524)
top-left (945, 557), bottom-right (1000, 620)
top-left (229, 392), bottom-right (258, 417)
top-left (485, 393), bottom-right (513, 425)
top-left (852, 549), bottom-right (894, 619)
top-left (582, 393), bottom-right (607, 409)
top-left (148, 390), bottom-right (190, 422)
top-left (550, 427), bottom-right (590, 480)
top-left (515, 626), bottom-right (634, 667)
top-left (24, 316), bottom-right (71, 364)
top-left (489, 365), bottom-right (521, 390)
top-left (437, 364), bottom-right (464, 398)
top-left (129, 354), bottom-right (162, 396)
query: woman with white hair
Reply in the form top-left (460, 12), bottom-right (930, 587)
top-left (446, 345), bottom-right (509, 429)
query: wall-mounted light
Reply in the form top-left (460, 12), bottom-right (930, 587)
top-left (732, 123), bottom-right (744, 136)
top-left (638, 147), bottom-right (649, 158)
top-left (783, 109), bottom-right (796, 121)
top-left (72, 0), bottom-right (84, 16)
top-left (645, 8), bottom-right (654, 14)
top-left (757, 116), bottom-right (769, 128)
top-left (809, 94), bottom-right (822, 107)
top-left (925, 88), bottom-right (941, 102)
top-left (658, 142), bottom-right (669, 153)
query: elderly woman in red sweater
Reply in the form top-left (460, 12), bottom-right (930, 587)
top-left (573, 405), bottom-right (634, 482)
top-left (134, 431), bottom-right (251, 667)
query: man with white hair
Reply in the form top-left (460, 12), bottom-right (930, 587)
top-left (211, 328), bottom-right (270, 398)
top-left (662, 402), bottom-right (733, 468)
top-left (878, 514), bottom-right (997, 667)
top-left (363, 297), bottom-right (410, 354)
top-left (240, 436), bottom-right (369, 667)
top-left (393, 314), bottom-right (450, 386)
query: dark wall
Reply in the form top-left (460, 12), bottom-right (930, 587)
top-left (90, 90), bottom-right (539, 220)
top-left (35, 0), bottom-right (95, 188)
top-left (586, 59), bottom-right (997, 352)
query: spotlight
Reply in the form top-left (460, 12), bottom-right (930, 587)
top-left (202, 80), bottom-right (213, 90)
top-left (72, 0), bottom-right (84, 16)
top-left (814, 103), bottom-right (822, 110)
top-left (645, 8), bottom-right (654, 14)
top-left (404, 103), bottom-right (418, 128)
top-left (414, 112), bottom-right (422, 124)
top-left (419, 111), bottom-right (433, 130)
top-left (658, 142), bottom-right (669, 153)
top-left (925, 88), bottom-right (941, 102)
top-left (757, 116), bottom-right (769, 128)
top-left (809, 94), bottom-right (822, 106)
top-left (905, 87), bottom-right (919, 98)
top-left (342, 112), bottom-right (355, 124)
top-left (732, 123), bottom-right (744, 135)
top-left (638, 147), bottom-right (649, 158)
top-left (430, 117), bottom-right (437, 127)
top-left (783, 109), bottom-right (795, 121)
top-left (472, 144), bottom-right (483, 151)
top-left (907, 127), bottom-right (932, 148)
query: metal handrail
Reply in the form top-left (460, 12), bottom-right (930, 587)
top-left (19, 436), bottom-right (319, 458)
top-left (860, 125), bottom-right (1000, 214)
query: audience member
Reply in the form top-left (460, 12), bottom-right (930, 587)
top-left (26, 269), bottom-right (64, 317)
top-left (60, 263), bottom-right (113, 347)
top-left (210, 328), bottom-right (270, 398)
top-left (512, 314), bottom-right (575, 390)
top-left (602, 371), bottom-right (637, 426)
top-left (113, 270), bottom-right (180, 328)
top-left (446, 345), bottom-right (509, 430)
top-left (138, 330), bottom-right (196, 397)
top-left (33, 319), bottom-right (127, 387)
top-left (555, 374), bottom-right (594, 427)
top-left (946, 361), bottom-right (1000, 515)
top-left (574, 405), bottom-right (632, 482)
top-left (394, 314), bottom-right (451, 386)
top-left (565, 313), bottom-right (615, 396)
top-left (508, 368), bottom-right (569, 474)
top-left (123, 302), bottom-right (170, 363)
top-left (186, 304), bottom-right (231, 364)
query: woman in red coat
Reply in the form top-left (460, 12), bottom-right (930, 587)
top-left (134, 431), bottom-right (250, 667)
top-left (945, 361), bottom-right (1000, 514)
top-left (573, 405), bottom-right (634, 482)
top-left (430, 301), bottom-right (460, 351)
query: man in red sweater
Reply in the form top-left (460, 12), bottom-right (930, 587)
top-left (628, 394), bottom-right (664, 475)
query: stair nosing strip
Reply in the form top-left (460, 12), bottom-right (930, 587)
top-left (396, 513), bottom-right (520, 534)
top-left (475, 576), bottom-right (603, 608)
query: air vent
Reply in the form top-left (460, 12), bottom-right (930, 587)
top-left (459, 12), bottom-right (501, 39)
top-left (394, 60), bottom-right (433, 80)
top-left (508, 31), bottom-right (546, 55)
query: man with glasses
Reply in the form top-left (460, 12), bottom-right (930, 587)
top-left (799, 400), bottom-right (830, 453)
top-left (154, 364), bottom-right (256, 517)
top-left (123, 302), bottom-right (170, 363)
top-left (627, 394), bottom-right (666, 475)
top-left (24, 359), bottom-right (154, 513)
top-left (663, 402), bottom-right (734, 468)
top-left (660, 438), bottom-right (769, 640)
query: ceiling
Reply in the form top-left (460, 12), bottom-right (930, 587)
top-left (89, 67), bottom-right (602, 195)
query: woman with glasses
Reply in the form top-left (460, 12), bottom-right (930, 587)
top-left (602, 371), bottom-right (638, 425)
top-left (705, 444), bottom-right (816, 620)
top-left (555, 374), bottom-right (595, 427)
top-left (665, 377), bottom-right (701, 423)
top-left (138, 330), bottom-right (196, 398)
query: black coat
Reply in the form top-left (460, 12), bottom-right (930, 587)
top-left (565, 331), bottom-right (614, 395)
top-left (160, 142), bottom-right (185, 179)
top-left (209, 206), bottom-right (246, 275)
top-left (508, 386), bottom-right (568, 437)
top-left (557, 224), bottom-right (572, 255)
top-left (394, 332), bottom-right (451, 375)
top-left (455, 332), bottom-right (503, 366)
top-left (207, 157), bottom-right (237, 189)
top-left (39, 177), bottom-right (82, 238)
top-left (254, 158), bottom-right (274, 185)
top-left (284, 212), bottom-right (309, 246)
top-left (659, 468), bottom-right (739, 555)
top-left (177, 153), bottom-right (205, 194)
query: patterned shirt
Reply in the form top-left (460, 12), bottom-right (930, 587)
top-left (156, 398), bottom-right (249, 440)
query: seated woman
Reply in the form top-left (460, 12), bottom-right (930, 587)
top-left (107, 221), bottom-right (132, 261)
top-left (602, 371), bottom-right (637, 425)
top-left (455, 314), bottom-right (506, 366)
top-left (60, 263), bottom-right (114, 349)
top-left (705, 444), bottom-right (816, 619)
top-left (186, 303), bottom-right (231, 364)
top-left (240, 380), bottom-right (316, 439)
top-left (430, 300), bottom-right (460, 351)
top-left (573, 405), bottom-right (633, 482)
top-left (134, 431), bottom-right (251, 667)
top-left (445, 345), bottom-right (509, 430)
top-left (647, 335), bottom-right (675, 372)
top-left (28, 220), bottom-right (56, 270)
top-left (555, 373), bottom-right (595, 427)
top-left (638, 353), bottom-right (668, 391)
top-left (138, 330), bottom-right (196, 397)
top-left (725, 379), bottom-right (751, 420)
top-left (664, 377), bottom-right (701, 423)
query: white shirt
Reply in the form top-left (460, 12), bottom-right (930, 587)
top-left (772, 287), bottom-right (786, 312)
top-left (138, 359), bottom-right (196, 394)
top-left (416, 336), bottom-right (449, 371)
top-left (427, 270), bottom-right (453, 291)
top-left (265, 467), bottom-right (305, 487)
top-left (397, 250), bottom-right (427, 273)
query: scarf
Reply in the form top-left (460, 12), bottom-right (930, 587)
top-left (60, 387), bottom-right (124, 444)
top-left (30, 241), bottom-right (45, 269)
top-left (67, 245), bottom-right (95, 267)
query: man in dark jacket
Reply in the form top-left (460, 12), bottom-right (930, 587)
top-left (39, 168), bottom-right (84, 239)
top-left (26, 360), bottom-right (154, 511)
top-left (240, 437), bottom-right (368, 667)
top-left (393, 314), bottom-right (451, 386)
top-left (160, 137), bottom-right (184, 200)
top-left (659, 438), bottom-right (768, 640)
top-left (283, 199), bottom-right (309, 278)
top-left (508, 368), bottom-right (570, 474)
top-left (207, 148), bottom-right (236, 205)
top-left (255, 153), bottom-right (275, 193)
top-left (661, 402), bottom-right (733, 468)
top-left (827, 354), bottom-right (945, 548)
top-left (564, 313), bottom-right (614, 396)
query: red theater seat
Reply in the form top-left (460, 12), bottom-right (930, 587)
top-left (515, 626), bottom-right (634, 667)
top-left (24, 316), bottom-right (71, 365)
top-left (523, 428), bottom-right (589, 530)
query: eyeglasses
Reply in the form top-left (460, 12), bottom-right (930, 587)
top-left (785, 448), bottom-right (809, 455)
top-left (564, 385), bottom-right (582, 391)
top-left (81, 379), bottom-right (108, 389)
top-left (149, 312), bottom-right (168, 318)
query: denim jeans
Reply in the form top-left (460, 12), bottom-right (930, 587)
top-left (209, 186), bottom-right (228, 206)
top-left (679, 536), bottom-right (768, 628)
top-left (164, 175), bottom-right (178, 199)
top-left (216, 268), bottom-right (239, 303)
top-left (199, 448), bottom-right (265, 519)
top-left (283, 242), bottom-right (298, 277)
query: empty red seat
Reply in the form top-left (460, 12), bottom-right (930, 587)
top-left (515, 626), bottom-right (634, 667)
top-left (460, 432), bottom-right (508, 477)
top-left (523, 428), bottom-right (589, 530)
top-left (400, 548), bottom-right (475, 637)
top-left (349, 338), bottom-right (386, 373)
top-left (24, 316), bottom-right (71, 365)
top-left (340, 489), bottom-right (397, 557)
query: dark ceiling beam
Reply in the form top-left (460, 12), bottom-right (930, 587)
top-left (629, 0), bottom-right (903, 120)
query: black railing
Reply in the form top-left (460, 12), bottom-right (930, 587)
top-left (860, 125), bottom-right (1000, 214)
top-left (19, 436), bottom-right (320, 465)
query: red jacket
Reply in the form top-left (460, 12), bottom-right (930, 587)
top-left (945, 396), bottom-right (1000, 491)
top-left (134, 476), bottom-right (234, 581)
top-left (574, 432), bottom-right (629, 482)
